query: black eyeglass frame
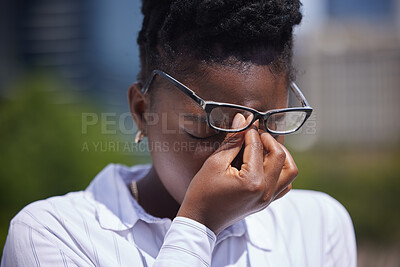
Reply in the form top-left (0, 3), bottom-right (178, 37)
top-left (141, 70), bottom-right (313, 135)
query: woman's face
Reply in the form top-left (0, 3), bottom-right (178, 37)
top-left (137, 62), bottom-right (288, 204)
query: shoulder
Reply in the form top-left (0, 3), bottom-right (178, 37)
top-left (2, 191), bottom-right (97, 266)
top-left (6, 192), bottom-right (95, 254)
top-left (246, 189), bottom-right (355, 236)
top-left (266, 189), bottom-right (355, 237)
top-left (9, 191), bottom-right (94, 232)
top-left (275, 189), bottom-right (352, 221)
top-left (245, 189), bottom-right (357, 266)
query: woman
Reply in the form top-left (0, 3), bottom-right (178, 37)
top-left (2, 0), bottom-right (356, 266)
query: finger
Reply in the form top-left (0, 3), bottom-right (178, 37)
top-left (274, 144), bottom-right (298, 195)
top-left (268, 145), bottom-right (298, 203)
top-left (260, 132), bottom-right (286, 181)
top-left (274, 184), bottom-right (292, 200)
top-left (210, 113), bottom-right (247, 169)
top-left (258, 132), bottom-right (286, 201)
top-left (280, 144), bottom-right (298, 173)
top-left (241, 121), bottom-right (264, 175)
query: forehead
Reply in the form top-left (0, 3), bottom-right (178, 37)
top-left (183, 62), bottom-right (288, 111)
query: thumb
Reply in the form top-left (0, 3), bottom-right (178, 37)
top-left (210, 113), bottom-right (247, 169)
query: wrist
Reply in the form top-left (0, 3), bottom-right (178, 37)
top-left (177, 202), bottom-right (221, 235)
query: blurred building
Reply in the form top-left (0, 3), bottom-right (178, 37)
top-left (1, 0), bottom-right (85, 93)
top-left (1, 0), bottom-right (399, 148)
top-left (289, 0), bottom-right (400, 149)
top-left (0, 0), bottom-right (142, 110)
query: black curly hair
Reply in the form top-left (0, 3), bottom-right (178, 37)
top-left (137, 0), bottom-right (302, 82)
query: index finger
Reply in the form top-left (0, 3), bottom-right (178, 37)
top-left (210, 113), bottom-right (247, 169)
top-left (241, 122), bottom-right (264, 174)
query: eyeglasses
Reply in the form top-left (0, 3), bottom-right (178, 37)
top-left (141, 70), bottom-right (313, 135)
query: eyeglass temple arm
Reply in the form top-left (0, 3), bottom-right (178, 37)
top-left (141, 70), bottom-right (206, 107)
top-left (140, 71), bottom-right (156, 94)
top-left (290, 82), bottom-right (311, 107)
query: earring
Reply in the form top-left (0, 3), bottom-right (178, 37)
top-left (135, 130), bottom-right (144, 144)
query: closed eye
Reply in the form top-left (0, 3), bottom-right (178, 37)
top-left (185, 131), bottom-right (210, 140)
top-left (181, 113), bottom-right (219, 139)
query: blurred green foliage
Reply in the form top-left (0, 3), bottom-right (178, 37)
top-left (0, 72), bottom-right (399, 259)
top-left (292, 148), bottom-right (400, 244)
top-left (0, 73), bottom-right (144, 255)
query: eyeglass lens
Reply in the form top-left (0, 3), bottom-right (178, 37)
top-left (209, 106), bottom-right (254, 131)
top-left (266, 111), bottom-right (307, 133)
top-left (209, 106), bottom-right (307, 134)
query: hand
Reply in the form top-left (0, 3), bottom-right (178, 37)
top-left (177, 113), bottom-right (298, 234)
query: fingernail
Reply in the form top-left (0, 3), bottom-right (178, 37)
top-left (232, 113), bottom-right (245, 129)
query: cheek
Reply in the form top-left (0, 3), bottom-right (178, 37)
top-left (144, 96), bottom-right (221, 203)
top-left (146, 121), bottom-right (214, 203)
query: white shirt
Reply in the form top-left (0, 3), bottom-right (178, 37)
top-left (1, 164), bottom-right (357, 267)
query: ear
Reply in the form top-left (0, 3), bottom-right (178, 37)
top-left (128, 82), bottom-right (149, 134)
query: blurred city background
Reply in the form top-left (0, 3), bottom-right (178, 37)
top-left (0, 0), bottom-right (399, 265)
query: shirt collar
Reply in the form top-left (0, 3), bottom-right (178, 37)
top-left (215, 213), bottom-right (274, 251)
top-left (85, 163), bottom-right (160, 231)
top-left (84, 163), bottom-right (274, 250)
top-left (216, 219), bottom-right (246, 245)
top-left (243, 210), bottom-right (275, 251)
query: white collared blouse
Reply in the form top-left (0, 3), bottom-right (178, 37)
top-left (1, 164), bottom-right (356, 266)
